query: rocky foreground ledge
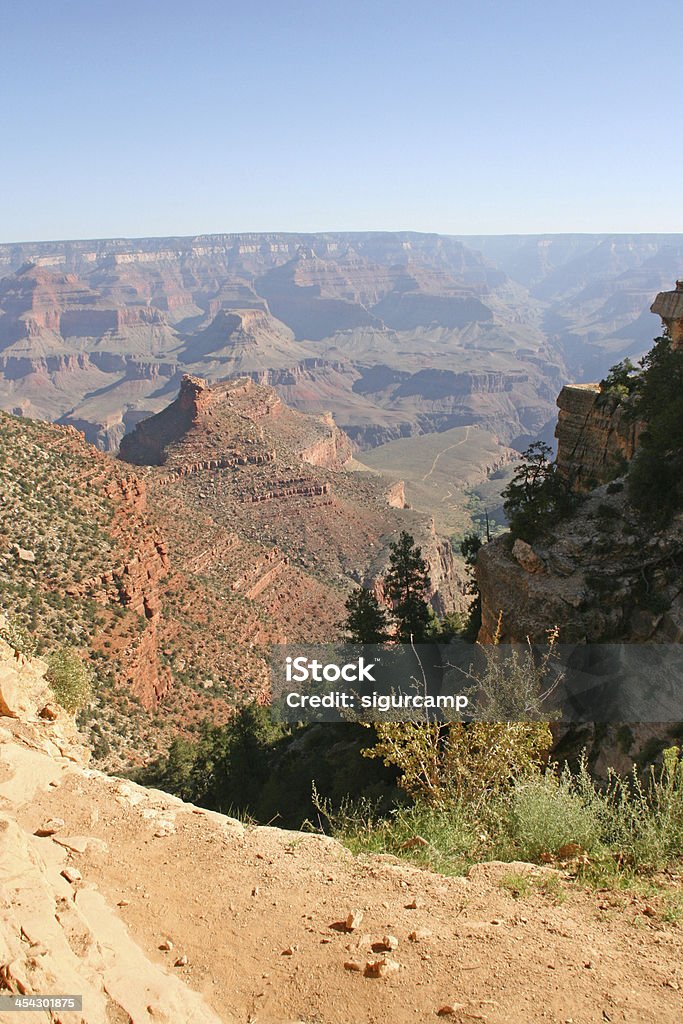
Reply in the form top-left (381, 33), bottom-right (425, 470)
top-left (0, 639), bottom-right (681, 1024)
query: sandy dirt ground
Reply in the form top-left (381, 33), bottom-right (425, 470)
top-left (16, 757), bottom-right (682, 1024)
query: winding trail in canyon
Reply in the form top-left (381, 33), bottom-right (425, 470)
top-left (421, 425), bottom-right (473, 482)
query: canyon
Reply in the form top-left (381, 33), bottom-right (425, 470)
top-left (0, 371), bottom-right (463, 767)
top-left (2, 233), bottom-right (682, 540)
top-left (1, 230), bottom-right (680, 559)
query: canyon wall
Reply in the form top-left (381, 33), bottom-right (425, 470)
top-left (554, 384), bottom-right (644, 492)
top-left (478, 284), bottom-right (683, 646)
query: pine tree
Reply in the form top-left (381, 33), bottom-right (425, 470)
top-left (343, 586), bottom-right (390, 644)
top-left (460, 531), bottom-right (482, 641)
top-left (502, 441), bottom-right (574, 541)
top-left (385, 532), bottom-right (433, 642)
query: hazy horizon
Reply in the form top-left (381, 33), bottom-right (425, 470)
top-left (5, 228), bottom-right (683, 248)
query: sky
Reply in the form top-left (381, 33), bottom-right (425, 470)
top-left (1, 0), bottom-right (680, 241)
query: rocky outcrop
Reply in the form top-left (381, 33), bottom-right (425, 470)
top-left (241, 478), bottom-right (332, 503)
top-left (477, 480), bottom-right (683, 645)
top-left (300, 412), bottom-right (353, 469)
top-left (555, 384), bottom-right (644, 492)
top-left (86, 475), bottom-right (172, 706)
top-left (158, 450), bottom-right (276, 484)
top-left (651, 281), bottom-right (683, 347)
top-left (386, 480), bottom-right (407, 508)
top-left (120, 375), bottom-right (352, 473)
top-left (0, 637), bottom-right (225, 1023)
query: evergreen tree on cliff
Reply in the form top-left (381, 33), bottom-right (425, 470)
top-left (343, 587), bottom-right (390, 644)
top-left (502, 441), bottom-right (574, 541)
top-left (385, 532), bottom-right (433, 642)
top-left (627, 334), bottom-right (683, 524)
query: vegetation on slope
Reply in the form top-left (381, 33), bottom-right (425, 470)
top-left (144, 536), bottom-right (683, 885)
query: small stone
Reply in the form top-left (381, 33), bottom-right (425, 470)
top-left (174, 955), bottom-right (188, 967)
top-left (35, 818), bottom-right (65, 837)
top-left (60, 867), bottom-right (82, 884)
top-left (408, 928), bottom-right (432, 942)
top-left (379, 935), bottom-right (399, 951)
top-left (39, 705), bottom-right (59, 721)
top-left (437, 1007), bottom-right (465, 1017)
top-left (365, 956), bottom-right (400, 978)
top-left (117, 899), bottom-right (130, 907)
top-left (251, 887), bottom-right (260, 897)
top-left (159, 939), bottom-right (174, 951)
top-left (405, 897), bottom-right (423, 910)
top-left (344, 960), bottom-right (363, 972)
top-left (281, 946), bottom-right (297, 955)
top-left (13, 545), bottom-right (35, 562)
top-left (345, 910), bottom-right (363, 931)
top-left (401, 836), bottom-right (429, 849)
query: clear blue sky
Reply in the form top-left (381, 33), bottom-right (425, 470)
top-left (1, 0), bottom-right (680, 241)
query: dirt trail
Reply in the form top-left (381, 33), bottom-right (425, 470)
top-left (0, 638), bottom-right (680, 1024)
top-left (421, 427), bottom-right (472, 483)
top-left (11, 750), bottom-right (682, 1024)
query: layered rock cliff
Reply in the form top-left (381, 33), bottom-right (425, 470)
top-left (477, 487), bottom-right (683, 645)
top-left (555, 384), bottom-right (643, 492)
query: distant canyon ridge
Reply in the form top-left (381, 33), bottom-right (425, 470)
top-left (1, 231), bottom-right (681, 522)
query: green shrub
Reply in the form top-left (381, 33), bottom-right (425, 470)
top-left (324, 748), bottom-right (683, 877)
top-left (315, 794), bottom-right (479, 876)
top-left (603, 747), bottom-right (683, 869)
top-left (505, 767), bottom-right (603, 860)
top-left (0, 615), bottom-right (37, 657)
top-left (46, 649), bottom-right (94, 713)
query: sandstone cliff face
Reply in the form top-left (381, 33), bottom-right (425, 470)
top-left (101, 476), bottom-right (172, 706)
top-left (555, 384), bottom-right (644, 492)
top-left (300, 412), bottom-right (353, 469)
